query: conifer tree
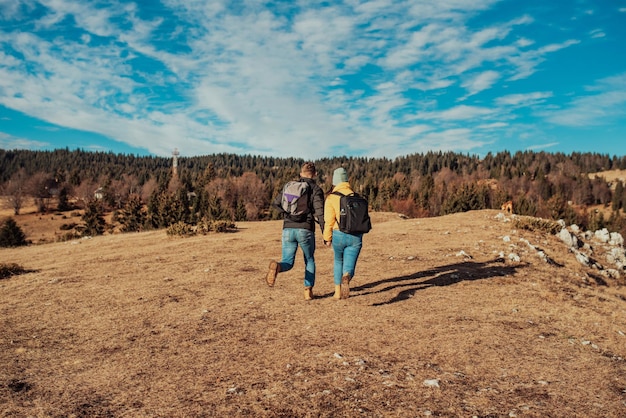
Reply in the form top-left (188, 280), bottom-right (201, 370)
top-left (0, 218), bottom-right (28, 247)
top-left (81, 200), bottom-right (106, 236)
top-left (118, 194), bottom-right (146, 232)
top-left (612, 180), bottom-right (624, 212)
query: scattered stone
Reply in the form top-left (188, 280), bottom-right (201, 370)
top-left (333, 353), bottom-right (343, 359)
top-left (574, 250), bottom-right (590, 267)
top-left (508, 253), bottom-right (521, 262)
top-left (537, 251), bottom-right (548, 263)
top-left (456, 250), bottom-right (472, 259)
top-left (558, 228), bottom-right (577, 249)
top-left (602, 269), bottom-right (621, 279)
top-left (609, 232), bottom-right (624, 247)
top-left (503, 235), bottom-right (511, 242)
top-left (423, 379), bottom-right (440, 388)
top-left (595, 228), bottom-right (610, 243)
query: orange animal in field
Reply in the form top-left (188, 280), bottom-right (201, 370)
top-left (501, 200), bottom-right (513, 214)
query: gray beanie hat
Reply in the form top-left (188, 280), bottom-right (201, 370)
top-left (332, 167), bottom-right (348, 185)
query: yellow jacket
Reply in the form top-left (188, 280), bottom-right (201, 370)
top-left (323, 182), bottom-right (353, 242)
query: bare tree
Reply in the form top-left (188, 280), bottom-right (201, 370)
top-left (28, 172), bottom-right (56, 213)
top-left (2, 168), bottom-right (28, 215)
top-left (234, 172), bottom-right (268, 220)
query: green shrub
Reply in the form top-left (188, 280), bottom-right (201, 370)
top-left (0, 263), bottom-right (26, 279)
top-left (0, 218), bottom-right (28, 247)
top-left (56, 231), bottom-right (82, 242)
top-left (168, 219), bottom-right (237, 236)
top-left (197, 218), bottom-right (236, 234)
top-left (166, 221), bottom-right (195, 236)
top-left (60, 222), bottom-right (78, 231)
top-left (81, 200), bottom-right (106, 236)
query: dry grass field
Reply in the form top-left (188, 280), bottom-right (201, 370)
top-left (1, 209), bottom-right (626, 417)
top-left (588, 169), bottom-right (626, 188)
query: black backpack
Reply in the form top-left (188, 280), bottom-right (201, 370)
top-left (280, 180), bottom-right (311, 220)
top-left (332, 191), bottom-right (372, 234)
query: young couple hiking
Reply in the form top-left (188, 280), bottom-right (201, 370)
top-left (265, 162), bottom-right (371, 300)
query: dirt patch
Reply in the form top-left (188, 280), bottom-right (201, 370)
top-left (1, 210), bottom-right (626, 417)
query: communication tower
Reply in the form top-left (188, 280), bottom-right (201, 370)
top-left (172, 148), bottom-right (180, 178)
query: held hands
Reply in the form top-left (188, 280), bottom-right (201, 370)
top-left (324, 240), bottom-right (332, 247)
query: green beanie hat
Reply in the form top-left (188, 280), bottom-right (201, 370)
top-left (332, 167), bottom-right (348, 185)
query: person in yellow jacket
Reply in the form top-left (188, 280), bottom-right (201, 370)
top-left (323, 167), bottom-right (363, 299)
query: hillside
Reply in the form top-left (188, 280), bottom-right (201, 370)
top-left (1, 210), bottom-right (626, 417)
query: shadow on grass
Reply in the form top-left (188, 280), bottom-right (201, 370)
top-left (350, 258), bottom-right (530, 306)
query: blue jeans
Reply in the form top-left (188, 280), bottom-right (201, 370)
top-left (278, 228), bottom-right (316, 288)
top-left (331, 230), bottom-right (363, 285)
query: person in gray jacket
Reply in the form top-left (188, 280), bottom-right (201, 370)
top-left (265, 162), bottom-right (325, 300)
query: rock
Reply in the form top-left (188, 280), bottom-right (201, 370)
top-left (423, 379), bottom-right (440, 388)
top-left (537, 251), bottom-right (548, 263)
top-left (602, 269), bottom-right (620, 279)
top-left (595, 228), bottom-right (610, 243)
top-left (574, 251), bottom-right (590, 266)
top-left (609, 232), bottom-right (624, 247)
top-left (558, 228), bottom-right (577, 249)
top-left (508, 253), bottom-right (521, 262)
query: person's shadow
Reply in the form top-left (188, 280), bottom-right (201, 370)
top-left (349, 258), bottom-right (529, 306)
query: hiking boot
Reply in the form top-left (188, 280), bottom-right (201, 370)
top-left (304, 287), bottom-right (313, 301)
top-left (266, 261), bottom-right (280, 287)
top-left (333, 285), bottom-right (342, 299)
top-left (340, 273), bottom-right (351, 299)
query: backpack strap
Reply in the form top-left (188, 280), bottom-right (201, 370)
top-left (331, 191), bottom-right (345, 224)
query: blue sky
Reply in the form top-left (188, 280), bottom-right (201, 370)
top-left (1, 0), bottom-right (625, 160)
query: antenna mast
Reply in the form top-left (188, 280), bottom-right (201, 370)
top-left (172, 148), bottom-right (180, 178)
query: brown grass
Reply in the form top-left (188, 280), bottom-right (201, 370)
top-left (1, 210), bottom-right (626, 417)
top-left (589, 169), bottom-right (626, 186)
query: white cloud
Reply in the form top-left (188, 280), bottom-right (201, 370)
top-left (416, 105), bottom-right (494, 121)
top-left (0, 0), bottom-right (622, 158)
top-left (496, 91), bottom-right (553, 106)
top-left (526, 142), bottom-right (558, 151)
top-left (0, 131), bottom-right (49, 149)
top-left (590, 29), bottom-right (605, 39)
top-left (461, 70), bottom-right (500, 97)
top-left (508, 39), bottom-right (580, 81)
top-left (477, 122), bottom-right (508, 129)
top-left (542, 73), bottom-right (626, 127)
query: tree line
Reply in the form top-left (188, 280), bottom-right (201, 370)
top-left (2, 148), bottom-right (626, 240)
